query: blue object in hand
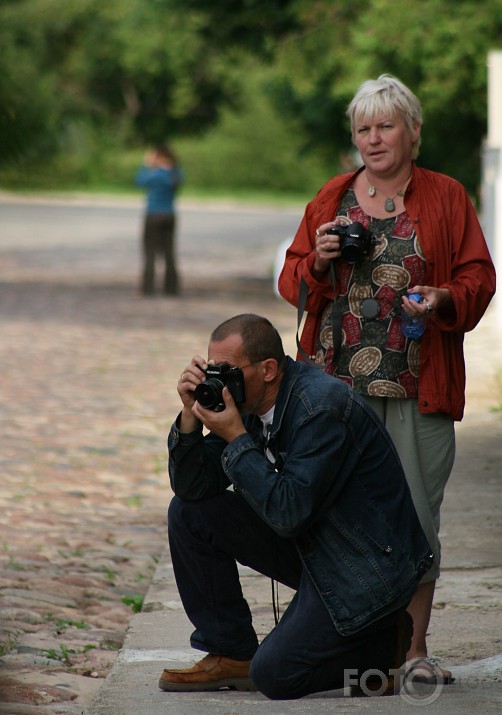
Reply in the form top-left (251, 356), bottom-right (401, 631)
top-left (401, 292), bottom-right (425, 339)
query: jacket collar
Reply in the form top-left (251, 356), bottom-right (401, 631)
top-left (268, 356), bottom-right (300, 437)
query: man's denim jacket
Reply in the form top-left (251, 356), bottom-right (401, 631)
top-left (168, 356), bottom-right (433, 635)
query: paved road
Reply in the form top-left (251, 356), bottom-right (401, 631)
top-left (0, 197), bottom-right (302, 282)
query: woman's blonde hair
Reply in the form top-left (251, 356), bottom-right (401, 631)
top-left (346, 74), bottom-right (422, 159)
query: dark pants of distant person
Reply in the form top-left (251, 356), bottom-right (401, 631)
top-left (168, 491), bottom-right (406, 700)
top-left (141, 213), bottom-right (178, 295)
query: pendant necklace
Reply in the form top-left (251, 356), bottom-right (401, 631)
top-left (367, 174), bottom-right (410, 212)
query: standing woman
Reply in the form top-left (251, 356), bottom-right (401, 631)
top-left (278, 75), bottom-right (495, 682)
top-left (136, 145), bottom-right (184, 296)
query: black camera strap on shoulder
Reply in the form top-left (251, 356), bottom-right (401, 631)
top-left (296, 261), bottom-right (342, 368)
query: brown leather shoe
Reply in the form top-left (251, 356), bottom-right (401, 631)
top-left (159, 653), bottom-right (256, 692)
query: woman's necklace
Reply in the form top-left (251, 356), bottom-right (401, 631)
top-left (366, 173), bottom-right (411, 212)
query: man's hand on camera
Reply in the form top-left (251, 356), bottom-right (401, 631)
top-left (177, 355), bottom-right (207, 433)
top-left (192, 388), bottom-right (246, 444)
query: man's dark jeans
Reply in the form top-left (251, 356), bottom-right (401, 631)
top-left (168, 491), bottom-right (404, 699)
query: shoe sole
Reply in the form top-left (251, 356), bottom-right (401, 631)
top-left (409, 674), bottom-right (455, 685)
top-left (159, 677), bottom-right (256, 692)
top-left (404, 657), bottom-right (456, 685)
top-left (350, 674), bottom-right (398, 697)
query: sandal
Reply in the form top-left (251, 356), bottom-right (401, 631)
top-left (405, 656), bottom-right (455, 685)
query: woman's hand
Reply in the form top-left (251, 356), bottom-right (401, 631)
top-left (402, 286), bottom-right (452, 316)
top-left (312, 218), bottom-right (349, 277)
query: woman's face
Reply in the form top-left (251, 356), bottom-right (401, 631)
top-left (353, 112), bottom-right (420, 177)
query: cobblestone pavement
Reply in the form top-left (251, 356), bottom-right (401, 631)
top-left (0, 197), bottom-right (301, 713)
top-left (1, 197), bottom-right (501, 714)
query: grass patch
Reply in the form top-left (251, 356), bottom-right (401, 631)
top-left (122, 594), bottom-right (144, 613)
top-left (489, 370), bottom-right (502, 413)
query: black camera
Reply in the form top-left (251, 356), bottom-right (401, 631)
top-left (194, 364), bottom-right (246, 412)
top-left (326, 221), bottom-right (373, 263)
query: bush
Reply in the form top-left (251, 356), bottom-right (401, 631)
top-left (0, 71), bottom-right (336, 198)
top-left (175, 79), bottom-right (332, 196)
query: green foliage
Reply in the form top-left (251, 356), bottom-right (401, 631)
top-left (176, 68), bottom-right (331, 195)
top-left (0, 1), bottom-right (62, 162)
top-left (122, 594), bottom-right (144, 613)
top-left (177, 0), bottom-right (301, 55)
top-left (1, 0), bottom-right (501, 194)
top-left (55, 619), bottom-right (91, 631)
top-left (346, 0), bottom-right (502, 190)
top-left (490, 371), bottom-right (502, 413)
top-left (0, 633), bottom-right (19, 657)
top-left (270, 0), bottom-right (502, 192)
top-left (101, 566), bottom-right (118, 583)
top-left (43, 643), bottom-right (96, 666)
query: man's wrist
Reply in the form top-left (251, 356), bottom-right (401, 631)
top-left (221, 427), bottom-right (247, 444)
top-left (178, 407), bottom-right (201, 434)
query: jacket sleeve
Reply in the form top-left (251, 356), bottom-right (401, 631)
top-left (222, 411), bottom-right (352, 538)
top-left (135, 166), bottom-right (152, 187)
top-left (278, 172), bottom-right (358, 315)
top-left (278, 203), bottom-right (334, 316)
top-left (431, 180), bottom-right (496, 333)
top-left (167, 418), bottom-right (231, 500)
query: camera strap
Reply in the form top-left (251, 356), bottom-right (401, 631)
top-left (296, 262), bottom-right (342, 368)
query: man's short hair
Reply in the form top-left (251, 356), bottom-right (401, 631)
top-left (210, 314), bottom-right (286, 367)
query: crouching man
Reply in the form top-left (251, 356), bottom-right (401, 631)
top-left (159, 313), bottom-right (433, 699)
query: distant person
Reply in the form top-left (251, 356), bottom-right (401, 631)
top-left (135, 145), bottom-right (184, 296)
top-left (278, 74), bottom-right (496, 683)
top-left (158, 313), bottom-right (433, 699)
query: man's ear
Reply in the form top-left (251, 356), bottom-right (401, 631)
top-left (261, 358), bottom-right (279, 382)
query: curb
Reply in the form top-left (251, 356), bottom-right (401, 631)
top-left (85, 546), bottom-right (502, 715)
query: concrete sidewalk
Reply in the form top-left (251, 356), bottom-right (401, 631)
top-left (86, 313), bottom-right (502, 715)
top-left (86, 544), bottom-right (502, 714)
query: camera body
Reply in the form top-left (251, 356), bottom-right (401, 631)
top-left (326, 221), bottom-right (373, 263)
top-left (194, 364), bottom-right (246, 412)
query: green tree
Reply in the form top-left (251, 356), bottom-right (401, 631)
top-left (0, 0), bottom-right (254, 161)
top-left (271, 0), bottom-right (502, 192)
top-left (177, 65), bottom-right (329, 194)
top-left (1, 0), bottom-right (501, 193)
top-left (177, 0), bottom-right (301, 55)
top-left (0, 0), bottom-right (64, 162)
top-left (350, 0), bottom-right (502, 191)
top-left (66, 0), bottom-right (242, 141)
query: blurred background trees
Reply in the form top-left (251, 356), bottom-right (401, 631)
top-left (1, 0), bottom-right (501, 198)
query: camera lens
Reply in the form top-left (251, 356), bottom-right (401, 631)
top-left (194, 379), bottom-right (224, 409)
top-left (340, 241), bottom-right (363, 263)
